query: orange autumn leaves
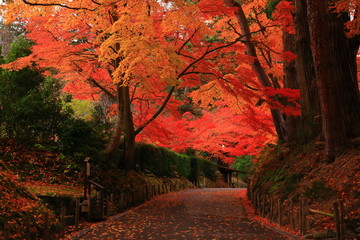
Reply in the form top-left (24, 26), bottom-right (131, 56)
top-left (1, 0), bottom-right (303, 161)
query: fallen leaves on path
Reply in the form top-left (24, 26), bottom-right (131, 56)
top-left (67, 189), bottom-right (298, 240)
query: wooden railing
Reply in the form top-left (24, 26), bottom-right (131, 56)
top-left (1, 157), bottom-right (196, 239)
top-left (247, 188), bottom-right (346, 239)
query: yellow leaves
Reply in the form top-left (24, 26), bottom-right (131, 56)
top-left (111, 41), bottom-right (182, 87)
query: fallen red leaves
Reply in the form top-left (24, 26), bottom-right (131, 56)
top-left (67, 189), bottom-right (297, 240)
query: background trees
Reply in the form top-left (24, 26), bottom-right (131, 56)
top-left (0, 37), bottom-right (106, 164)
top-left (0, 37), bottom-right (72, 143)
top-left (0, 0), bottom-right (359, 167)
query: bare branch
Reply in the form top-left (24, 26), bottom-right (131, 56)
top-left (176, 29), bottom-right (198, 55)
top-left (72, 61), bottom-right (116, 101)
top-left (88, 77), bottom-right (116, 101)
top-left (178, 38), bottom-right (241, 78)
top-left (22, 0), bottom-right (96, 11)
top-left (130, 82), bottom-right (139, 103)
top-left (90, 0), bottom-right (101, 5)
top-left (135, 86), bottom-right (176, 135)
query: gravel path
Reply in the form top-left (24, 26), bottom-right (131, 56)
top-left (69, 188), bottom-right (298, 240)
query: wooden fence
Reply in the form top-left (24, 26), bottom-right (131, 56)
top-left (1, 180), bottom-right (195, 240)
top-left (247, 188), bottom-right (346, 239)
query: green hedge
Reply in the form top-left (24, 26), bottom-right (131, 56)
top-left (135, 143), bottom-right (218, 181)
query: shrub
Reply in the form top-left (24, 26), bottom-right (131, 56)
top-left (231, 155), bottom-right (254, 182)
top-left (134, 143), bottom-right (218, 180)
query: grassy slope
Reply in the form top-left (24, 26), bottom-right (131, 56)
top-left (250, 140), bottom-right (360, 235)
top-left (0, 161), bottom-right (61, 239)
top-left (0, 140), bottom-right (84, 238)
top-left (0, 140), bottom-right (83, 197)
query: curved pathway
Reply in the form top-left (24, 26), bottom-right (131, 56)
top-left (70, 188), bottom-right (298, 240)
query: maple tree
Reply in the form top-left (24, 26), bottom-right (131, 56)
top-left (0, 1), bottom-right (239, 166)
top-left (212, 0), bottom-right (359, 161)
top-left (1, 0), bottom-right (287, 166)
top-left (1, 0), bottom-right (358, 167)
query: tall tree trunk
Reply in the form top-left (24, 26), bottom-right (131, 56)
top-left (307, 0), bottom-right (360, 162)
top-left (105, 84), bottom-right (124, 157)
top-left (283, 31), bottom-right (301, 143)
top-left (120, 85), bottom-right (136, 170)
top-left (105, 84), bottom-right (136, 170)
top-left (222, 0), bottom-right (287, 141)
top-left (293, 0), bottom-right (322, 142)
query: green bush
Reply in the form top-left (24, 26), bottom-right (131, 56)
top-left (134, 143), bottom-right (218, 180)
top-left (201, 158), bottom-right (218, 181)
top-left (231, 155), bottom-right (254, 182)
top-left (135, 143), bottom-right (191, 178)
top-left (57, 118), bottom-right (106, 165)
top-left (0, 37), bottom-right (107, 166)
top-left (0, 37), bottom-right (73, 143)
top-left (190, 157), bottom-right (199, 181)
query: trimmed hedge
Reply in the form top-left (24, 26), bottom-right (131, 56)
top-left (135, 143), bottom-right (218, 181)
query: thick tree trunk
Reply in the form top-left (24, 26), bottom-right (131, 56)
top-left (105, 85), bottom-right (123, 157)
top-left (104, 112), bottom-right (123, 157)
top-left (293, 0), bottom-right (322, 142)
top-left (222, 0), bottom-right (287, 141)
top-left (283, 31), bottom-right (301, 143)
top-left (307, 0), bottom-right (360, 162)
top-left (104, 85), bottom-right (136, 170)
top-left (120, 85), bottom-right (136, 170)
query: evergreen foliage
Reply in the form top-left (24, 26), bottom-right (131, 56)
top-left (231, 155), bottom-right (254, 182)
top-left (0, 37), bottom-right (106, 163)
top-left (0, 37), bottom-right (73, 143)
top-left (135, 143), bottom-right (218, 181)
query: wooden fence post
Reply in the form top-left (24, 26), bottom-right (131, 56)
top-left (3, 222), bottom-right (9, 240)
top-left (278, 199), bottom-right (282, 226)
top-left (44, 212), bottom-right (50, 240)
top-left (25, 217), bottom-right (30, 240)
top-left (290, 200), bottom-right (295, 230)
top-left (146, 185), bottom-right (150, 200)
top-left (339, 200), bottom-right (345, 240)
top-left (132, 190), bottom-right (135, 205)
top-left (60, 206), bottom-right (66, 238)
top-left (126, 192), bottom-right (130, 208)
top-left (142, 187), bottom-right (145, 201)
top-left (300, 197), bottom-right (306, 235)
top-left (334, 200), bottom-right (345, 240)
top-left (152, 185), bottom-right (156, 196)
top-left (270, 197), bottom-right (274, 223)
top-left (299, 197), bottom-right (303, 235)
top-left (256, 193), bottom-right (260, 214)
top-left (261, 195), bottom-right (266, 217)
top-left (75, 199), bottom-right (80, 231)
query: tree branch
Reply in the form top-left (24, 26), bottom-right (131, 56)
top-left (176, 29), bottom-right (198, 55)
top-left (72, 61), bottom-right (116, 101)
top-left (88, 77), bottom-right (116, 101)
top-left (135, 86), bottom-right (176, 135)
top-left (178, 38), bottom-right (241, 78)
top-left (22, 0), bottom-right (96, 11)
